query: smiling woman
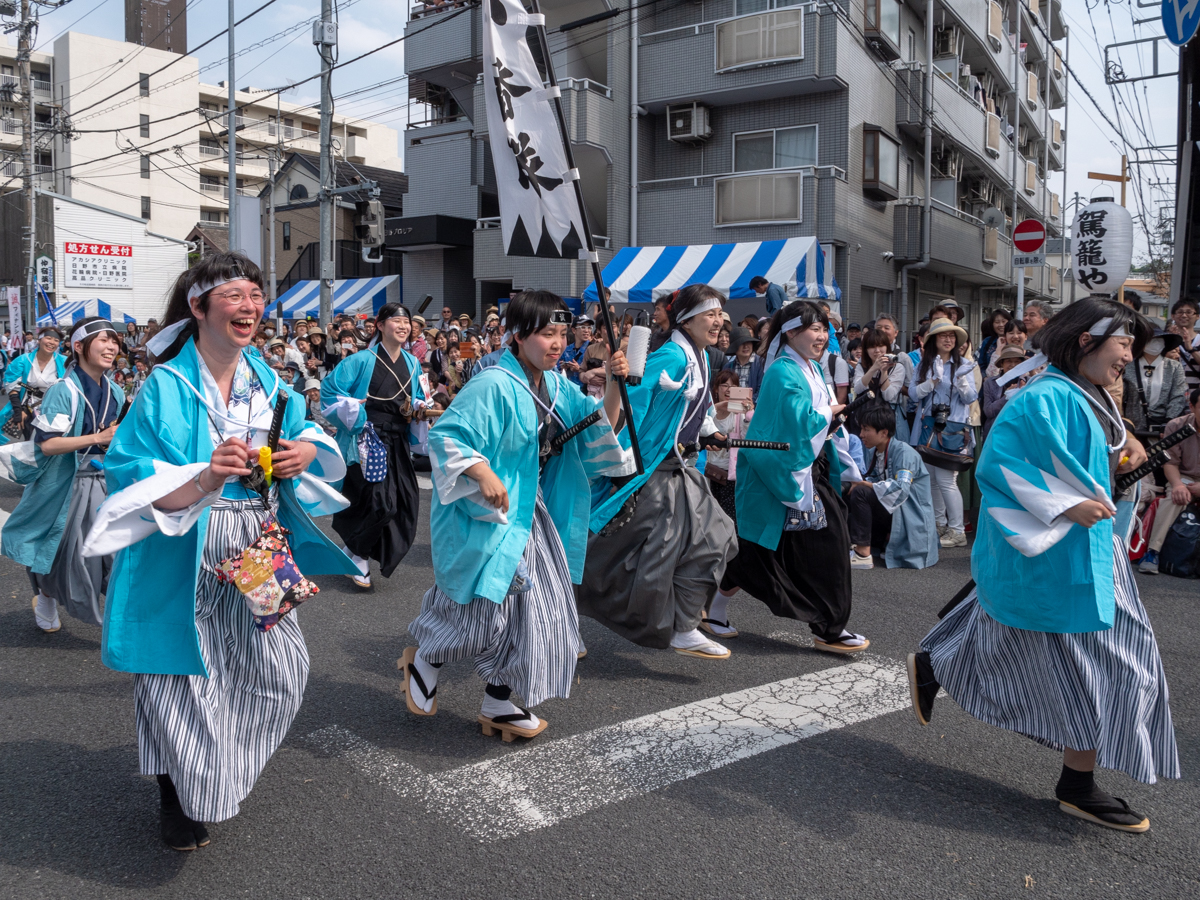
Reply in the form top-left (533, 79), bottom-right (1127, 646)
top-left (84, 251), bottom-right (359, 852)
top-left (0, 315), bottom-right (126, 635)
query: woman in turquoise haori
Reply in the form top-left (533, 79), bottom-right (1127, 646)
top-left (576, 284), bottom-right (739, 661)
top-left (710, 301), bottom-right (870, 654)
top-left (80, 253), bottom-right (357, 852)
top-left (0, 326), bottom-right (66, 443)
top-left (320, 303), bottom-right (426, 590)
top-left (909, 299), bottom-right (1179, 835)
top-left (0, 317), bottom-right (124, 633)
top-left (399, 290), bottom-right (633, 742)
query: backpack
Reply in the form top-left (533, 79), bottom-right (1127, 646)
top-left (1159, 502), bottom-right (1200, 578)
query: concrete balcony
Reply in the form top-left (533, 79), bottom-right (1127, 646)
top-left (896, 64), bottom-right (1011, 188)
top-left (637, 6), bottom-right (841, 113)
top-left (893, 200), bottom-right (1010, 285)
top-left (404, 0), bottom-right (482, 82)
top-left (1048, 50), bottom-right (1066, 108)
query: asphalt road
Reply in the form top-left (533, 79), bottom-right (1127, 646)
top-left (1, 480), bottom-right (1196, 900)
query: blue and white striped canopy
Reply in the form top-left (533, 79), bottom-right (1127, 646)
top-left (273, 275), bottom-right (399, 319)
top-left (38, 299), bottom-right (137, 326)
top-left (582, 237), bottom-right (839, 305)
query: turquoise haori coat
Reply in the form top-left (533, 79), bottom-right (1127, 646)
top-left (82, 339), bottom-right (360, 677)
top-left (0, 350), bottom-right (67, 443)
top-left (0, 369), bottom-right (125, 572)
top-left (428, 348), bottom-right (633, 605)
top-left (319, 344), bottom-right (426, 480)
top-left (971, 367), bottom-right (1123, 634)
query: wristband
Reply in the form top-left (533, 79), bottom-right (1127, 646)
top-left (194, 469), bottom-right (215, 494)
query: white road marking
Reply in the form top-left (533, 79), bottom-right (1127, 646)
top-left (304, 657), bottom-right (908, 841)
top-left (416, 475), bottom-right (433, 491)
top-left (0, 507), bottom-right (8, 528)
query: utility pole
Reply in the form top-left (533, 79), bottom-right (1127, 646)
top-left (268, 147), bottom-right (277, 302)
top-left (19, 0), bottom-right (36, 333)
top-left (227, 0), bottom-right (238, 252)
top-left (314, 7), bottom-right (336, 327)
top-left (1010, 0), bottom-right (1023, 318)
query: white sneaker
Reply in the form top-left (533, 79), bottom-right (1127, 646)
top-left (33, 594), bottom-right (60, 633)
top-left (940, 531), bottom-right (968, 548)
top-left (850, 552), bottom-right (874, 569)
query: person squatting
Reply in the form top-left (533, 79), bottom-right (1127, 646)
top-left (0, 256), bottom-right (1178, 848)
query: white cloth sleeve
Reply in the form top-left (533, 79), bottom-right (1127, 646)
top-left (322, 396), bottom-right (363, 430)
top-left (81, 461), bottom-right (220, 558)
top-left (294, 424), bottom-right (347, 483)
top-left (431, 435), bottom-right (508, 525)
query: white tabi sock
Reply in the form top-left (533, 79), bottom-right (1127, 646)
top-left (33, 592), bottom-right (59, 632)
top-left (669, 628), bottom-right (726, 655)
top-left (343, 545), bottom-right (369, 575)
top-left (832, 630), bottom-right (867, 647)
top-left (410, 650), bottom-right (440, 713)
top-left (708, 590), bottom-right (735, 624)
top-left (480, 694), bottom-right (539, 729)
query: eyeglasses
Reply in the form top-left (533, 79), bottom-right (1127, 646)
top-left (210, 289), bottom-right (265, 304)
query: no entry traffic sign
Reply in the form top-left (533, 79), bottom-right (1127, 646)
top-left (1012, 219), bottom-right (1045, 267)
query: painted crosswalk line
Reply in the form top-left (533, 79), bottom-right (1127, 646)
top-left (304, 657), bottom-right (909, 841)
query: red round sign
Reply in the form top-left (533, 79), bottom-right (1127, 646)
top-left (1013, 219), bottom-right (1046, 253)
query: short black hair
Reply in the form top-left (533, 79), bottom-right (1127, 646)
top-left (1034, 296), bottom-right (1151, 374)
top-left (858, 402), bottom-right (896, 436)
top-left (507, 289), bottom-right (570, 341)
top-left (1171, 297), bottom-right (1199, 315)
top-left (1191, 386), bottom-right (1200, 407)
top-left (749, 276), bottom-right (768, 290)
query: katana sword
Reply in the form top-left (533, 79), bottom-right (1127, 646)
top-left (550, 409), bottom-right (602, 454)
top-left (1115, 423), bottom-right (1197, 493)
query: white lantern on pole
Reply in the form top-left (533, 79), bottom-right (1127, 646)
top-left (1070, 196), bottom-right (1133, 297)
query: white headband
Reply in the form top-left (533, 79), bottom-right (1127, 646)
top-left (146, 319), bottom-right (191, 357)
top-left (70, 319), bottom-right (117, 347)
top-left (186, 276), bottom-right (239, 303)
top-left (1087, 317), bottom-right (1133, 339)
top-left (675, 296), bottom-right (723, 323)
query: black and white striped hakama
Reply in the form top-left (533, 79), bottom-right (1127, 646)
top-left (921, 534), bottom-right (1179, 785)
top-left (408, 496), bottom-right (578, 707)
top-left (29, 464), bottom-right (110, 626)
top-left (134, 497), bottom-right (309, 822)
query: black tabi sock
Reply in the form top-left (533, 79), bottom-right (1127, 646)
top-left (485, 683), bottom-right (512, 701)
top-left (1055, 765), bottom-right (1108, 805)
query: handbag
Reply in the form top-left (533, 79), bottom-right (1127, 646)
top-left (916, 416), bottom-right (975, 472)
top-left (784, 492), bottom-right (827, 531)
top-left (1128, 497), bottom-right (1159, 562)
top-left (216, 517), bottom-right (321, 631)
top-left (357, 422), bottom-right (388, 482)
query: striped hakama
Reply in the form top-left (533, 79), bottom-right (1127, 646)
top-left (408, 495), bottom-right (577, 707)
top-left (133, 497), bottom-right (309, 822)
top-left (921, 534), bottom-right (1179, 784)
top-left (29, 463), bottom-right (110, 626)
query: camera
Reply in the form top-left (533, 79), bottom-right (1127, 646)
top-left (932, 404), bottom-right (951, 432)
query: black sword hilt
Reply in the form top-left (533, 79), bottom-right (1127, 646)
top-left (1115, 423), bottom-right (1198, 493)
top-left (115, 398), bottom-right (132, 426)
top-left (267, 389), bottom-right (290, 453)
top-left (827, 389), bottom-right (877, 436)
top-left (550, 409), bottom-right (602, 454)
top-left (726, 439), bottom-right (790, 451)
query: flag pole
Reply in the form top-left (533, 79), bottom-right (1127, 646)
top-left (527, 1), bottom-right (644, 476)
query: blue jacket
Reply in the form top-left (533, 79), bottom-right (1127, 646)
top-left (100, 340), bottom-right (357, 676)
top-left (0, 351), bottom-right (66, 443)
top-left (1, 369), bottom-right (124, 572)
top-left (863, 438), bottom-right (938, 569)
top-left (972, 368), bottom-right (1120, 633)
top-left (428, 348), bottom-right (632, 602)
top-left (764, 283), bottom-right (787, 315)
top-left (722, 355), bottom-right (766, 398)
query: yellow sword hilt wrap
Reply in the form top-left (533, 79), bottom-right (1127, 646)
top-left (258, 446), bottom-right (273, 485)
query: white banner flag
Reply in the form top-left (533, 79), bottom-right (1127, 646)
top-left (482, 0), bottom-right (587, 259)
top-left (5, 287), bottom-right (20, 345)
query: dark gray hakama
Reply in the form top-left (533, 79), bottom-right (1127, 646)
top-left (28, 463), bottom-right (111, 626)
top-left (133, 497), bottom-right (309, 822)
top-left (409, 494), bottom-right (578, 707)
top-left (577, 458), bottom-right (737, 649)
top-left (921, 533), bottom-right (1179, 784)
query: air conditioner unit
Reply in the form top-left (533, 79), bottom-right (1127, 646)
top-left (667, 103), bottom-right (712, 143)
top-left (934, 26), bottom-right (962, 59)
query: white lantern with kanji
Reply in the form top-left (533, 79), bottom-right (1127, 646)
top-left (1070, 197), bottom-right (1133, 296)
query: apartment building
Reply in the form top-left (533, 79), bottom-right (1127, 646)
top-left (398, 0), bottom-right (1067, 333)
top-left (3, 31), bottom-right (403, 243)
top-left (0, 42), bottom-right (55, 195)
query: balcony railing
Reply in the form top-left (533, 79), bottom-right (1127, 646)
top-left (987, 1), bottom-right (1004, 51)
top-left (1026, 71), bottom-right (1038, 110)
top-left (715, 8), bottom-right (803, 73)
top-left (33, 79), bottom-right (51, 95)
top-left (410, 0), bottom-right (476, 21)
top-left (2, 118), bottom-right (17, 135)
top-left (198, 144), bottom-right (222, 157)
top-left (715, 171), bottom-right (802, 226)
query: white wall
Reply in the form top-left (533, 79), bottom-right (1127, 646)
top-left (51, 193), bottom-right (190, 323)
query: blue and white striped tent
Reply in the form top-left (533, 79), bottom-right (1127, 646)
top-left (582, 237), bottom-right (839, 305)
top-left (273, 275), bottom-right (400, 320)
top-left (38, 299), bottom-right (137, 326)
